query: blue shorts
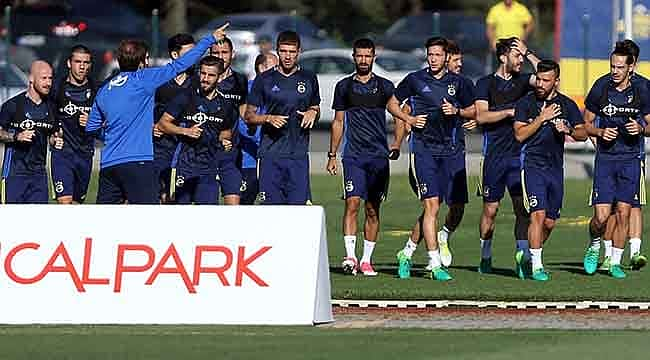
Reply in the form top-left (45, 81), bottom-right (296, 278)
top-left (240, 167), bottom-right (259, 205)
top-left (97, 161), bottom-right (157, 204)
top-left (591, 157), bottom-right (643, 206)
top-left (522, 166), bottom-right (563, 219)
top-left (174, 173), bottom-right (219, 205)
top-left (258, 156), bottom-right (311, 205)
top-left (342, 156), bottom-right (389, 202)
top-left (479, 154), bottom-right (522, 202)
top-left (2, 175), bottom-right (48, 204)
top-left (217, 157), bottom-right (243, 197)
top-left (409, 151), bottom-right (468, 204)
top-left (50, 151), bottom-right (92, 203)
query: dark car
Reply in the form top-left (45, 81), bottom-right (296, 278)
top-left (194, 13), bottom-right (338, 51)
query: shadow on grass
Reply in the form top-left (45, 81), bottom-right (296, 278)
top-left (451, 265), bottom-right (518, 278)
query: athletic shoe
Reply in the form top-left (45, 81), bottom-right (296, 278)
top-left (583, 247), bottom-right (599, 275)
top-left (599, 256), bottom-right (611, 271)
top-left (631, 253), bottom-right (647, 271)
top-left (609, 264), bottom-right (627, 279)
top-left (396, 250), bottom-right (412, 279)
top-left (431, 266), bottom-right (453, 281)
top-left (531, 268), bottom-right (550, 281)
top-left (425, 263), bottom-right (433, 271)
top-left (515, 250), bottom-right (529, 279)
top-left (360, 262), bottom-right (377, 276)
top-left (478, 257), bottom-right (492, 274)
top-left (439, 232), bottom-right (452, 267)
top-left (341, 257), bottom-right (358, 276)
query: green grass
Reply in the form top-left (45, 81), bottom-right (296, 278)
top-left (0, 326), bottom-right (646, 360)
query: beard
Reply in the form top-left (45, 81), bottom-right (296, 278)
top-left (356, 64), bottom-right (372, 76)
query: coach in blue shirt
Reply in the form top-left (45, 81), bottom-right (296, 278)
top-left (86, 23), bottom-right (229, 204)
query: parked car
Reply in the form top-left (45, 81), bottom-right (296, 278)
top-left (298, 48), bottom-right (419, 124)
top-left (194, 13), bottom-right (338, 52)
top-left (0, 62), bottom-right (29, 105)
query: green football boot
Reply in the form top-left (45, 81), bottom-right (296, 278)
top-left (396, 250), bottom-right (412, 279)
top-left (531, 268), bottom-right (550, 281)
top-left (630, 253), bottom-right (647, 271)
top-left (583, 247), bottom-right (600, 275)
top-left (431, 266), bottom-right (453, 281)
top-left (478, 257), bottom-right (492, 274)
top-left (609, 264), bottom-right (627, 279)
top-left (599, 256), bottom-right (611, 271)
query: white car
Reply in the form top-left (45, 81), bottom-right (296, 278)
top-left (0, 62), bottom-right (29, 105)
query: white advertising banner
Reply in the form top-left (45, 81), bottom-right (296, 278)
top-left (0, 205), bottom-right (333, 325)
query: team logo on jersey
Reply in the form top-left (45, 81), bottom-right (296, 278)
top-left (108, 74), bottom-right (128, 90)
top-left (271, 85), bottom-right (281, 92)
top-left (528, 195), bottom-right (538, 208)
top-left (19, 119), bottom-right (35, 130)
top-left (257, 191), bottom-right (266, 203)
top-left (175, 175), bottom-right (185, 187)
top-left (345, 180), bottom-right (354, 193)
top-left (602, 102), bottom-right (640, 117)
top-left (54, 181), bottom-right (64, 194)
top-left (185, 112), bottom-right (224, 126)
top-left (628, 94), bottom-right (634, 103)
top-left (61, 101), bottom-right (92, 116)
top-left (483, 186), bottom-right (490, 198)
top-left (447, 84), bottom-right (456, 96)
top-left (86, 89), bottom-right (92, 99)
top-left (240, 180), bottom-right (247, 192)
top-left (421, 85), bottom-right (432, 93)
top-left (419, 183), bottom-right (428, 195)
top-left (297, 81), bottom-right (307, 94)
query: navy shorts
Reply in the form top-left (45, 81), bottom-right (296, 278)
top-left (591, 157), bottom-right (643, 206)
top-left (258, 156), bottom-right (311, 205)
top-left (174, 173), bottom-right (219, 205)
top-left (240, 167), bottom-right (259, 205)
top-left (522, 166), bottom-right (563, 219)
top-left (51, 151), bottom-right (92, 203)
top-left (342, 156), bottom-right (389, 202)
top-left (409, 151), bottom-right (468, 204)
top-left (2, 175), bottom-right (48, 204)
top-left (479, 154), bottom-right (522, 202)
top-left (96, 161), bottom-right (157, 204)
top-left (217, 157), bottom-right (242, 197)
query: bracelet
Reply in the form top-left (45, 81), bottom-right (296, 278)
top-left (327, 152), bottom-right (336, 159)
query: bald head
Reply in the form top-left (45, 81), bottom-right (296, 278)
top-left (29, 60), bottom-right (53, 98)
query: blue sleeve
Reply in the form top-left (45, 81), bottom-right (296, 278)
top-left (86, 92), bottom-right (104, 132)
top-left (394, 74), bottom-right (413, 103)
top-left (239, 74), bottom-right (248, 104)
top-left (457, 77), bottom-right (475, 108)
top-left (638, 84), bottom-right (650, 117)
top-left (514, 96), bottom-right (531, 123)
top-left (165, 92), bottom-right (190, 120)
top-left (309, 73), bottom-right (320, 107)
top-left (332, 79), bottom-right (347, 111)
top-left (247, 76), bottom-right (265, 109)
top-left (585, 79), bottom-right (605, 114)
top-left (567, 99), bottom-right (584, 126)
top-left (0, 99), bottom-right (16, 129)
top-left (474, 77), bottom-right (489, 101)
top-left (383, 78), bottom-right (396, 99)
top-left (140, 34), bottom-right (215, 93)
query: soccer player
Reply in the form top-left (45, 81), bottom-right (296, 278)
top-left (599, 40), bottom-right (648, 271)
top-left (0, 60), bottom-right (64, 203)
top-left (50, 45), bottom-right (96, 204)
top-left (513, 60), bottom-right (586, 281)
top-left (582, 43), bottom-right (650, 279)
top-left (327, 38), bottom-right (396, 276)
top-left (244, 31), bottom-right (320, 205)
top-left (388, 37), bottom-right (476, 281)
top-left (86, 23), bottom-right (229, 204)
top-left (153, 33), bottom-right (196, 204)
top-left (474, 37), bottom-right (540, 276)
top-left (392, 40), bottom-right (477, 270)
top-left (210, 37), bottom-right (248, 205)
top-left (158, 56), bottom-right (235, 204)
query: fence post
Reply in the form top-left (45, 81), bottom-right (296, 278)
top-left (432, 11), bottom-right (440, 36)
top-left (3, 5), bottom-right (10, 100)
top-left (151, 9), bottom-right (159, 60)
top-left (582, 13), bottom-right (590, 97)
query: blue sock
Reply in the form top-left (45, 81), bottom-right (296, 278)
top-left (517, 240), bottom-right (531, 261)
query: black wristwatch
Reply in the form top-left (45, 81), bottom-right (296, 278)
top-left (327, 151), bottom-right (336, 159)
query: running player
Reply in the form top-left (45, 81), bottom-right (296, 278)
top-left (244, 31), bottom-right (320, 205)
top-left (0, 61), bottom-right (64, 203)
top-left (514, 60), bottom-right (586, 281)
top-left (327, 38), bottom-right (396, 276)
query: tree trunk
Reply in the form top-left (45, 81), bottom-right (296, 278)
top-left (161, 0), bottom-right (188, 35)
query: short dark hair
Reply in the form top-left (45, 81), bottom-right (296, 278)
top-left (425, 36), bottom-right (448, 51)
top-left (117, 39), bottom-right (149, 72)
top-left (254, 53), bottom-right (267, 75)
top-left (199, 55), bottom-right (225, 74)
top-left (167, 33), bottom-right (195, 57)
top-left (215, 36), bottom-right (234, 51)
top-left (496, 37), bottom-right (517, 63)
top-left (536, 59), bottom-right (560, 78)
top-left (276, 31), bottom-right (301, 49)
top-left (612, 43), bottom-right (636, 65)
top-left (446, 40), bottom-right (461, 55)
top-left (616, 39), bottom-right (640, 60)
top-left (352, 38), bottom-right (375, 54)
top-left (69, 44), bottom-right (91, 60)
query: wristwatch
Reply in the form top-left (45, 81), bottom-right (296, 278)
top-left (327, 152), bottom-right (336, 159)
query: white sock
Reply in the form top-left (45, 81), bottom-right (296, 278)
top-left (630, 238), bottom-right (642, 257)
top-left (361, 240), bottom-right (376, 263)
top-left (344, 235), bottom-right (356, 259)
top-left (480, 238), bottom-right (492, 259)
top-left (403, 238), bottom-right (418, 258)
top-left (611, 247), bottom-right (624, 265)
top-left (590, 237), bottom-right (601, 250)
top-left (516, 240), bottom-right (531, 260)
top-left (438, 226), bottom-right (451, 243)
top-left (603, 240), bottom-right (613, 258)
top-left (428, 250), bottom-right (441, 269)
top-left (530, 248), bottom-right (543, 271)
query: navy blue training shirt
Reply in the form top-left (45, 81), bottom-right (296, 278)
top-left (332, 74), bottom-right (395, 158)
top-left (585, 75), bottom-right (650, 160)
top-left (247, 67), bottom-right (320, 159)
top-left (515, 92), bottom-right (583, 169)
top-left (165, 88), bottom-right (237, 176)
top-left (51, 79), bottom-right (96, 158)
top-left (475, 72), bottom-right (533, 158)
top-left (0, 92), bottom-right (59, 176)
top-left (218, 70), bottom-right (248, 157)
top-left (394, 69), bottom-right (474, 156)
top-left (154, 75), bottom-right (193, 167)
